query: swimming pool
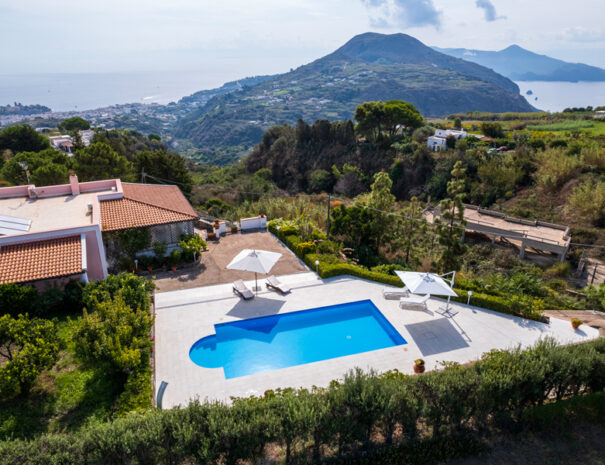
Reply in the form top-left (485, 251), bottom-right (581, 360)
top-left (189, 299), bottom-right (406, 378)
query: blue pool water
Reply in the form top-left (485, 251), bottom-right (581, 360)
top-left (189, 300), bottom-right (407, 379)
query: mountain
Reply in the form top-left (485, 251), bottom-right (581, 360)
top-left (174, 33), bottom-right (534, 159)
top-left (435, 45), bottom-right (605, 82)
top-left (178, 75), bottom-right (276, 107)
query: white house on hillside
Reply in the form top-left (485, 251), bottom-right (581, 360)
top-left (427, 129), bottom-right (467, 151)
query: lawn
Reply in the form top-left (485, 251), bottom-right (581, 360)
top-left (0, 318), bottom-right (121, 440)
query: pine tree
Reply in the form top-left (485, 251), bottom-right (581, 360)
top-left (435, 161), bottom-right (467, 272)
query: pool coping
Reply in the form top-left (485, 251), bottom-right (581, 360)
top-left (154, 274), bottom-right (601, 408)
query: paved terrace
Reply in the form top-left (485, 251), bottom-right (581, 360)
top-left (154, 274), bottom-right (599, 409)
top-left (425, 205), bottom-right (571, 260)
top-left (153, 231), bottom-right (309, 292)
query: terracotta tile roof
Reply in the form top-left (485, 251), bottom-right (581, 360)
top-left (0, 236), bottom-right (83, 284)
top-left (100, 183), bottom-right (198, 232)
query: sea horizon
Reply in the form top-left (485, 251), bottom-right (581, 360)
top-left (1, 71), bottom-right (605, 114)
top-left (0, 69), bottom-right (247, 113)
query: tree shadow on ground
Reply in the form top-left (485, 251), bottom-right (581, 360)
top-left (52, 368), bottom-right (123, 433)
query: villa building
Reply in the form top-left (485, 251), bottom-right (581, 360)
top-left (427, 129), bottom-right (468, 151)
top-left (48, 135), bottom-right (75, 155)
top-left (0, 174), bottom-right (197, 287)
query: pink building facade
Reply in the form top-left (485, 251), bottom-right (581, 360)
top-left (0, 175), bottom-right (197, 286)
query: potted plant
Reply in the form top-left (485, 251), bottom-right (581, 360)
top-left (571, 318), bottom-right (582, 329)
top-left (168, 249), bottom-right (181, 272)
top-left (414, 359), bottom-right (425, 374)
top-left (207, 232), bottom-right (217, 241)
top-left (231, 224), bottom-right (238, 233)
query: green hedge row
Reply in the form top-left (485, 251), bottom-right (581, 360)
top-left (270, 219), bottom-right (545, 322)
top-left (450, 289), bottom-right (545, 321)
top-left (1, 338), bottom-right (603, 465)
top-left (303, 253), bottom-right (403, 287)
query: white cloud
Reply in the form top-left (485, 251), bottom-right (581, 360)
top-left (360, 0), bottom-right (441, 29)
top-left (1, 0), bottom-right (605, 73)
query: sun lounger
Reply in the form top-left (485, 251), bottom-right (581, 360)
top-left (266, 275), bottom-right (291, 294)
top-left (233, 280), bottom-right (254, 300)
top-left (399, 294), bottom-right (430, 310)
top-left (382, 287), bottom-right (409, 299)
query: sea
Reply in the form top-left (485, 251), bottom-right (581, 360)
top-left (516, 81), bottom-right (605, 112)
top-left (1, 71), bottom-right (605, 114)
top-left (0, 70), bottom-right (237, 112)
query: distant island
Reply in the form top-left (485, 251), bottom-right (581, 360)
top-left (0, 102), bottom-right (51, 115)
top-left (434, 45), bottom-right (605, 82)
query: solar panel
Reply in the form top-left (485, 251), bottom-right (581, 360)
top-left (0, 215), bottom-right (32, 234)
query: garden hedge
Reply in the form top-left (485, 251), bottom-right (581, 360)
top-left (0, 338), bottom-right (603, 465)
top-left (270, 219), bottom-right (546, 321)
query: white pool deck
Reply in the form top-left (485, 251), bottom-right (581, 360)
top-left (154, 273), bottom-right (600, 409)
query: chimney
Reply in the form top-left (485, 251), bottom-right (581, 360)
top-left (69, 172), bottom-right (80, 195)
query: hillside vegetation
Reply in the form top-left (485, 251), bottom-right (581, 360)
top-left (174, 33), bottom-right (534, 163)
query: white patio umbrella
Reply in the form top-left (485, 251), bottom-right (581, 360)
top-left (226, 249), bottom-right (282, 292)
top-left (394, 271), bottom-right (459, 317)
top-left (393, 271), bottom-right (458, 297)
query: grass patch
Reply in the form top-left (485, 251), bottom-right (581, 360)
top-left (0, 319), bottom-right (122, 441)
top-left (527, 120), bottom-right (595, 131)
top-left (585, 120), bottom-right (605, 136)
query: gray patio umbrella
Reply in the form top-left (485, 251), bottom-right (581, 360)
top-left (226, 249), bottom-right (282, 292)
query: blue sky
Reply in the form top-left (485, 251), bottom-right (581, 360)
top-left (1, 0), bottom-right (604, 78)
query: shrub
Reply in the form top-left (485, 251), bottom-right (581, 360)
top-left (295, 241), bottom-right (316, 257)
top-left (152, 241), bottom-right (167, 261)
top-left (585, 283), bottom-right (605, 311)
top-left (317, 239), bottom-right (340, 254)
top-left (0, 283), bottom-right (38, 317)
top-left (178, 233), bottom-right (207, 261)
top-left (533, 149), bottom-right (582, 192)
top-left (452, 290), bottom-right (544, 322)
top-left (168, 249), bottom-right (181, 267)
top-left (544, 262), bottom-right (571, 278)
top-left (115, 228), bottom-right (151, 261)
top-left (480, 122), bottom-right (504, 138)
top-left (304, 254), bottom-right (403, 287)
top-left (580, 144), bottom-right (605, 169)
top-left (82, 272), bottom-right (155, 313)
top-left (370, 264), bottom-right (411, 276)
top-left (0, 315), bottom-right (60, 399)
top-left (567, 180), bottom-right (605, 227)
